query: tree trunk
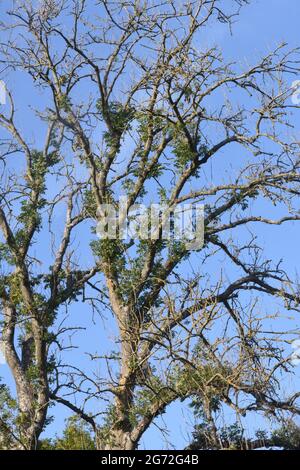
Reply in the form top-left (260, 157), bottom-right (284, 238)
top-left (2, 303), bottom-right (48, 449)
top-left (102, 430), bottom-right (136, 451)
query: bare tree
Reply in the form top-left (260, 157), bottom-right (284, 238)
top-left (1, 0), bottom-right (300, 450)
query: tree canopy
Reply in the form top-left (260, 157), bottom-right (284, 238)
top-left (0, 0), bottom-right (300, 450)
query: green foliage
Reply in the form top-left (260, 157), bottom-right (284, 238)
top-left (97, 100), bottom-right (135, 147)
top-left (219, 423), bottom-right (244, 449)
top-left (39, 416), bottom-right (96, 450)
top-left (83, 189), bottom-right (97, 218)
top-left (0, 380), bottom-right (18, 450)
top-left (97, 405), bottom-right (119, 448)
top-left (236, 189), bottom-right (260, 211)
top-left (189, 422), bottom-right (216, 449)
top-left (170, 122), bottom-right (208, 174)
top-left (172, 135), bottom-right (197, 169)
top-left (57, 94), bottom-right (72, 112)
top-left (121, 178), bottom-right (135, 193)
top-left (136, 109), bottom-right (166, 142)
top-left (5, 272), bottom-right (48, 316)
top-left (8, 273), bottom-right (24, 308)
top-left (18, 149), bottom-right (57, 241)
top-left (271, 420), bottom-right (300, 449)
top-left (190, 421), bottom-right (244, 450)
top-left (189, 392), bottom-right (244, 450)
top-left (26, 151), bottom-right (47, 191)
top-left (130, 362), bottom-right (232, 432)
top-left (172, 361), bottom-right (233, 399)
top-left (0, 242), bottom-right (14, 265)
top-left (255, 429), bottom-right (268, 441)
top-left (108, 102), bottom-right (135, 134)
top-left (145, 163), bottom-right (164, 179)
top-left (131, 376), bottom-right (172, 424)
top-left (91, 239), bottom-right (125, 267)
top-left (38, 438), bottom-right (55, 450)
top-left (55, 416), bottom-right (96, 450)
top-left (190, 395), bottom-right (221, 420)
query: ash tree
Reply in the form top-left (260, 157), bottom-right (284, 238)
top-left (1, 0), bottom-right (300, 450)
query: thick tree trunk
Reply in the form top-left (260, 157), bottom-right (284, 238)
top-left (102, 430), bottom-right (136, 451)
top-left (2, 303), bottom-right (48, 449)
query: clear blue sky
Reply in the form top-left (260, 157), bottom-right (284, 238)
top-left (0, 0), bottom-right (300, 449)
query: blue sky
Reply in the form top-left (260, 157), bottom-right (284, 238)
top-left (0, 0), bottom-right (300, 449)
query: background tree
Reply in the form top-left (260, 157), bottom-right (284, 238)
top-left (270, 420), bottom-right (300, 450)
top-left (1, 0), bottom-right (300, 450)
top-left (188, 399), bottom-right (300, 450)
top-left (38, 416), bottom-right (96, 450)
